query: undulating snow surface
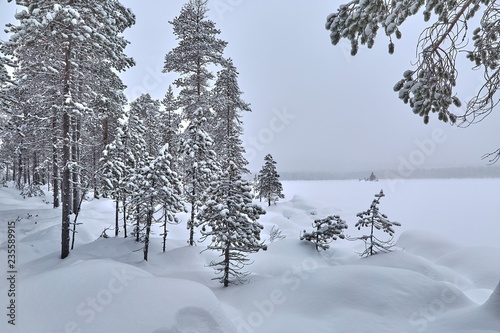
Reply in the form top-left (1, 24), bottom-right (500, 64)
top-left (1, 179), bottom-right (499, 333)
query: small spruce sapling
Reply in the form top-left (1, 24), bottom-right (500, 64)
top-left (301, 215), bottom-right (348, 251)
top-left (354, 190), bottom-right (401, 257)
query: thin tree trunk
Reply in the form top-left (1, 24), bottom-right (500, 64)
top-left (52, 108), bottom-right (60, 208)
top-left (25, 155), bottom-right (30, 186)
top-left (17, 151), bottom-right (22, 189)
top-left (123, 196), bottom-right (127, 238)
top-left (61, 39), bottom-right (72, 260)
top-left (72, 116), bottom-right (81, 213)
top-left (70, 191), bottom-right (85, 251)
top-left (224, 243), bottom-right (230, 287)
top-left (144, 211), bottom-right (152, 261)
top-left (162, 205), bottom-right (167, 252)
top-left (33, 151), bottom-right (39, 185)
top-left (135, 205), bottom-right (140, 242)
top-left (370, 217), bottom-right (374, 256)
top-left (115, 199), bottom-right (119, 237)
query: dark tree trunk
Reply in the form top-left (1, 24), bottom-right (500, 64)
top-left (123, 196), bottom-right (127, 238)
top-left (16, 151), bottom-right (22, 189)
top-left (71, 116), bottom-right (81, 213)
top-left (52, 109), bottom-right (60, 208)
top-left (25, 155), bottom-right (30, 186)
top-left (61, 40), bottom-right (72, 260)
top-left (144, 205), bottom-right (153, 261)
top-left (162, 205), bottom-right (167, 252)
top-left (223, 243), bottom-right (230, 287)
top-left (33, 151), bottom-right (39, 185)
top-left (61, 109), bottom-right (71, 259)
top-left (115, 199), bottom-right (119, 237)
top-left (135, 206), bottom-right (140, 242)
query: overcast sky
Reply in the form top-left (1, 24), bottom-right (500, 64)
top-left (1, 1), bottom-right (499, 174)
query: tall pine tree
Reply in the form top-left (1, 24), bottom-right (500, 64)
top-left (212, 58), bottom-right (251, 170)
top-left (180, 108), bottom-right (219, 246)
top-left (163, 0), bottom-right (227, 123)
top-left (3, 0), bottom-right (135, 259)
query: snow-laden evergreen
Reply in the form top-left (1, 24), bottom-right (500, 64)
top-left (211, 58), bottom-right (251, 172)
top-left (199, 168), bottom-right (266, 287)
top-left (128, 93), bottom-right (162, 157)
top-left (255, 154), bottom-right (285, 206)
top-left (161, 85), bottom-right (182, 172)
top-left (301, 215), bottom-right (348, 251)
top-left (180, 108), bottom-right (220, 246)
top-left (101, 112), bottom-right (148, 238)
top-left (2, 0), bottom-right (135, 259)
top-left (128, 145), bottom-right (184, 261)
top-left (163, 0), bottom-right (227, 123)
top-left (0, 51), bottom-right (14, 109)
top-left (354, 189), bottom-right (401, 257)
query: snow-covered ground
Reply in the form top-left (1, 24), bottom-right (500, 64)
top-left (1, 178), bottom-right (499, 333)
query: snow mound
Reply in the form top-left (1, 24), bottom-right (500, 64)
top-left (355, 250), bottom-right (473, 288)
top-left (0, 259), bottom-right (235, 333)
top-left (435, 246), bottom-right (500, 289)
top-left (219, 264), bottom-right (474, 333)
top-left (396, 230), bottom-right (462, 260)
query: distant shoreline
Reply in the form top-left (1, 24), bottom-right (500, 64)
top-left (276, 166), bottom-right (500, 181)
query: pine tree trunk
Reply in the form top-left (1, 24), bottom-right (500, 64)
top-left (115, 199), bottom-right (119, 237)
top-left (370, 218), bottom-right (374, 256)
top-left (71, 117), bottom-right (81, 213)
top-left (61, 109), bottom-right (71, 259)
top-left (224, 243), bottom-right (230, 287)
top-left (143, 209), bottom-right (152, 261)
top-left (123, 196), bottom-right (127, 238)
top-left (16, 151), bottom-right (22, 189)
top-left (52, 108), bottom-right (60, 208)
top-left (162, 205), bottom-right (167, 252)
top-left (61, 40), bottom-right (72, 260)
top-left (189, 181), bottom-right (196, 246)
top-left (135, 206), bottom-right (140, 242)
top-left (32, 151), bottom-right (39, 185)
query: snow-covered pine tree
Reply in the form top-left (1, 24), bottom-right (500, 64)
top-left (180, 108), bottom-right (219, 246)
top-left (301, 215), bottom-right (348, 251)
top-left (211, 58), bottom-right (251, 169)
top-left (199, 167), bottom-right (266, 287)
top-left (85, 65), bottom-right (128, 198)
top-left (130, 145), bottom-right (184, 261)
top-left (161, 85), bottom-right (182, 172)
top-left (354, 190), bottom-right (401, 257)
top-left (3, 0), bottom-right (135, 259)
top-left (129, 94), bottom-right (162, 157)
top-left (256, 154), bottom-right (285, 206)
top-left (101, 112), bottom-right (148, 238)
top-left (0, 52), bottom-right (14, 108)
top-left (163, 0), bottom-right (227, 125)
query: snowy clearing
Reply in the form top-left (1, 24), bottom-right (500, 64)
top-left (1, 178), bottom-right (499, 333)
